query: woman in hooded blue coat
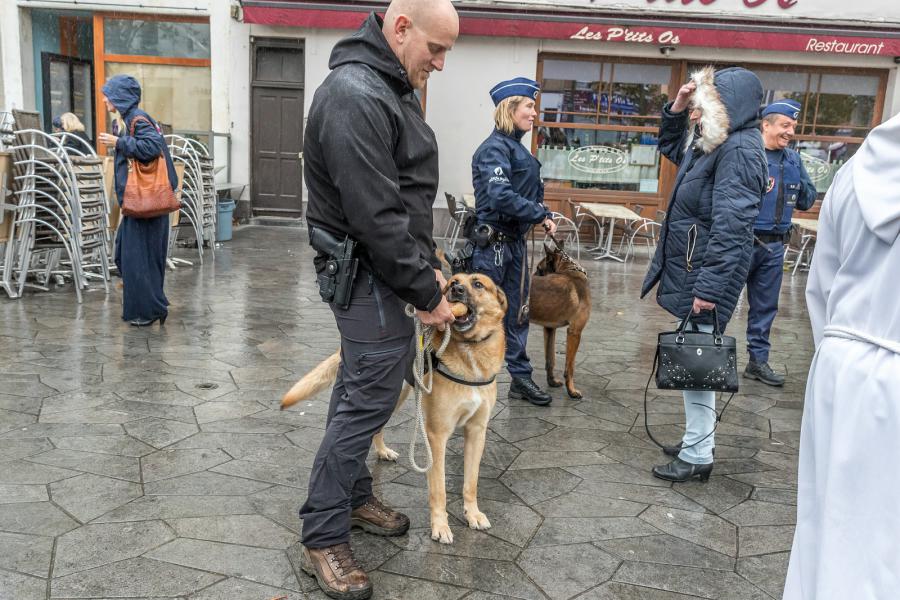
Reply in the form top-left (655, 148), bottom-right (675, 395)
top-left (97, 75), bottom-right (178, 326)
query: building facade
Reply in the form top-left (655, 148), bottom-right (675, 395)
top-left (2, 0), bottom-right (900, 220)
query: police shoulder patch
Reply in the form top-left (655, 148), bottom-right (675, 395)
top-left (766, 176), bottom-right (776, 194)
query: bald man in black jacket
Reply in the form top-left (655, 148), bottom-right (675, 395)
top-left (299, 1), bottom-right (459, 598)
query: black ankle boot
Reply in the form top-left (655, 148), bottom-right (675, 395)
top-left (509, 377), bottom-right (552, 406)
top-left (652, 457), bottom-right (713, 482)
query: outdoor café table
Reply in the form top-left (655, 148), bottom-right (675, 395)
top-left (581, 202), bottom-right (643, 262)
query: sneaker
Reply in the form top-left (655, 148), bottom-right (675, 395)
top-left (743, 361), bottom-right (785, 387)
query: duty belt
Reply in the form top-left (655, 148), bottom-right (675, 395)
top-left (754, 231), bottom-right (789, 244)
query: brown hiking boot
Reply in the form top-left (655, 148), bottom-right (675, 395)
top-left (300, 543), bottom-right (372, 600)
top-left (350, 496), bottom-right (410, 536)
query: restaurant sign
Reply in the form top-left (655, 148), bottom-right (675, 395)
top-left (568, 146), bottom-right (630, 174)
top-left (241, 4), bottom-right (900, 55)
top-left (799, 152), bottom-right (833, 183)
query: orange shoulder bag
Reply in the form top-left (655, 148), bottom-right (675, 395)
top-left (121, 115), bottom-right (179, 219)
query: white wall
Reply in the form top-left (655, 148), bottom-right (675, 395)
top-left (426, 35), bottom-right (541, 203)
top-left (0, 5), bottom-right (27, 110)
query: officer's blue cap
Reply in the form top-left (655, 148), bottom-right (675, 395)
top-left (762, 99), bottom-right (801, 120)
top-left (490, 77), bottom-right (540, 106)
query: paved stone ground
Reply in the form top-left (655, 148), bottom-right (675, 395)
top-left (0, 226), bottom-right (812, 600)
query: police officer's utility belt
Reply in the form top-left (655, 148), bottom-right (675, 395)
top-left (309, 226), bottom-right (359, 310)
top-left (471, 223), bottom-right (517, 248)
top-left (754, 231), bottom-right (790, 244)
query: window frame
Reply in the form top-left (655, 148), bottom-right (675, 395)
top-left (534, 53), bottom-right (681, 207)
top-left (92, 12), bottom-right (212, 155)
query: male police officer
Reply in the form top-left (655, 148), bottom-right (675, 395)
top-left (743, 99), bottom-right (817, 386)
top-left (299, 1), bottom-right (458, 598)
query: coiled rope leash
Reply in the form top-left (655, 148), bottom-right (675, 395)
top-left (405, 304), bottom-right (451, 473)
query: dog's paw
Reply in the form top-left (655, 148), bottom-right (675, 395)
top-left (465, 511), bottom-right (492, 531)
top-left (567, 387), bottom-right (583, 399)
top-left (431, 523), bottom-right (454, 544)
top-left (547, 377), bottom-right (563, 388)
top-left (376, 446), bottom-right (399, 461)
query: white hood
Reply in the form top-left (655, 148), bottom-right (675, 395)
top-left (851, 112), bottom-right (900, 243)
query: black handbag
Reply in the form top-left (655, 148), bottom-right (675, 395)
top-left (644, 307), bottom-right (739, 453)
top-left (656, 307), bottom-right (739, 393)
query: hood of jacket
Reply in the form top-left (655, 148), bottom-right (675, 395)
top-left (851, 112), bottom-right (900, 243)
top-left (328, 12), bottom-right (412, 96)
top-left (689, 66), bottom-right (763, 154)
top-left (101, 75), bottom-right (142, 117)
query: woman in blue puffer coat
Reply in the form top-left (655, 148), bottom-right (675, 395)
top-left (642, 66), bottom-right (767, 482)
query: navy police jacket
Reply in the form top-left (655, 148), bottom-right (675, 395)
top-left (472, 128), bottom-right (550, 239)
top-left (755, 147), bottom-right (818, 234)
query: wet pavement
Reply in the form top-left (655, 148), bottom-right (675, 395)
top-left (0, 226), bottom-right (812, 599)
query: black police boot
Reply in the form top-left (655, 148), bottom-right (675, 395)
top-left (652, 457), bottom-right (713, 482)
top-left (743, 361), bottom-right (785, 387)
top-left (509, 377), bottom-right (552, 406)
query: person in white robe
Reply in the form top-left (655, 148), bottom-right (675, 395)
top-left (783, 112), bottom-right (900, 600)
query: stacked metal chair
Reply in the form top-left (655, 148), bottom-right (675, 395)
top-left (0, 110), bottom-right (111, 302)
top-left (165, 134), bottom-right (217, 264)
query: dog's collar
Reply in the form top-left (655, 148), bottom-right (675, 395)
top-left (428, 351), bottom-right (496, 387)
top-left (458, 331), bottom-right (495, 345)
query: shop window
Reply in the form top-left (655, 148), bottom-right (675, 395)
top-left (93, 14), bottom-right (212, 151)
top-left (537, 56), bottom-right (674, 196)
top-left (103, 19), bottom-right (210, 59)
top-left (106, 63), bottom-right (211, 131)
top-left (749, 67), bottom-right (884, 197)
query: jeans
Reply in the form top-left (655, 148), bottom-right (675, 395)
top-left (678, 322), bottom-right (716, 465)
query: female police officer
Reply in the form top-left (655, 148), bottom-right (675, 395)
top-left (471, 77), bottom-right (557, 406)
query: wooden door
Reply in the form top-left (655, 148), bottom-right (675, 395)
top-left (251, 39), bottom-right (305, 216)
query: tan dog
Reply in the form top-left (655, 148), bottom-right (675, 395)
top-left (529, 241), bottom-right (591, 398)
top-left (281, 273), bottom-right (507, 544)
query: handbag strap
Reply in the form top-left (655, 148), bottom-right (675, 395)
top-left (677, 305), bottom-right (723, 343)
top-left (128, 114), bottom-right (155, 137)
top-left (643, 346), bottom-right (737, 454)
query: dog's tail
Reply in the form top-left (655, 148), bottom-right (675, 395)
top-left (281, 350), bottom-right (340, 410)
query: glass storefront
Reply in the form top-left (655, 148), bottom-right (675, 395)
top-left (537, 54), bottom-right (886, 212)
top-left (536, 56), bottom-right (675, 202)
top-left (699, 65), bottom-right (883, 197)
top-left (94, 14), bottom-right (211, 151)
top-left (106, 63), bottom-right (211, 131)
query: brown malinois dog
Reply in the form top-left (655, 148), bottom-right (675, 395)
top-left (529, 240), bottom-right (591, 398)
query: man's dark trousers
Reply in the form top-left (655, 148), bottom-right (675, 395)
top-left (745, 240), bottom-right (785, 364)
top-left (299, 272), bottom-right (413, 548)
top-left (472, 239), bottom-right (531, 377)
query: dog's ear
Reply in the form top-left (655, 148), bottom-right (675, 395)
top-left (494, 286), bottom-right (508, 313)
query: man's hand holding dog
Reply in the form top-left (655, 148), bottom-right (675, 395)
top-left (417, 296), bottom-right (455, 330)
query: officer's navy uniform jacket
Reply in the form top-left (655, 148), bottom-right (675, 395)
top-left (745, 146), bottom-right (817, 363)
top-left (471, 128), bottom-right (550, 377)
